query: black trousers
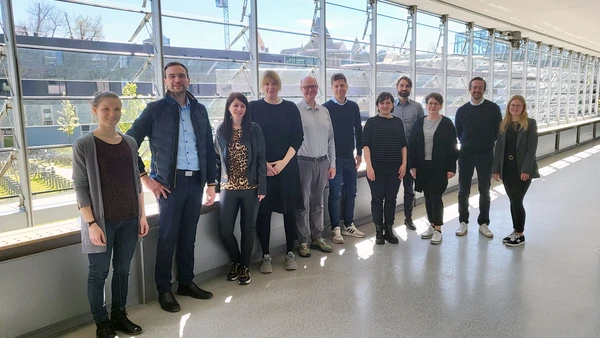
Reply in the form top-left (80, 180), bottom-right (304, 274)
top-left (367, 161), bottom-right (402, 226)
top-left (218, 189), bottom-right (259, 267)
top-left (402, 170), bottom-right (415, 219)
top-left (502, 158), bottom-right (532, 233)
top-left (155, 174), bottom-right (203, 293)
top-left (458, 150), bottom-right (493, 225)
top-left (422, 161), bottom-right (447, 226)
top-left (256, 203), bottom-right (296, 254)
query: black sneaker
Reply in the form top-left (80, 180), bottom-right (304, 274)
top-left (96, 321), bottom-right (118, 338)
top-left (505, 234), bottom-right (525, 247)
top-left (227, 262), bottom-right (240, 281)
top-left (238, 265), bottom-right (252, 285)
top-left (502, 231), bottom-right (515, 244)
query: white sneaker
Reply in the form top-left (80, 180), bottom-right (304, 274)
top-left (455, 222), bottom-right (468, 236)
top-left (342, 224), bottom-right (365, 238)
top-left (421, 226), bottom-right (435, 239)
top-left (331, 226), bottom-right (345, 244)
top-left (479, 224), bottom-right (494, 238)
top-left (431, 230), bottom-right (442, 245)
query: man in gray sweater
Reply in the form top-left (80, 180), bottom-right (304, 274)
top-left (393, 76), bottom-right (425, 231)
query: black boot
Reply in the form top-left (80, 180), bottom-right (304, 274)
top-left (384, 225), bottom-right (399, 244)
top-left (110, 310), bottom-right (142, 335)
top-left (96, 321), bottom-right (117, 338)
top-left (375, 224), bottom-right (385, 245)
top-left (404, 217), bottom-right (416, 231)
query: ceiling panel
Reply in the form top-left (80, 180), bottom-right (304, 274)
top-left (388, 0), bottom-right (600, 56)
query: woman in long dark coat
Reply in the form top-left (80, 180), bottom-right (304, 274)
top-left (409, 93), bottom-right (459, 245)
top-left (249, 70), bottom-right (304, 273)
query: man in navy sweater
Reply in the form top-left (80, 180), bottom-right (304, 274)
top-left (323, 73), bottom-right (365, 244)
top-left (454, 77), bottom-right (502, 238)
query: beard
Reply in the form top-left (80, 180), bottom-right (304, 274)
top-left (398, 91), bottom-right (410, 98)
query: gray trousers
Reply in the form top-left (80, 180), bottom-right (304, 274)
top-left (295, 157), bottom-right (330, 244)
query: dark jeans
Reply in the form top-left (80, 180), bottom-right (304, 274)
top-left (256, 205), bottom-right (296, 254)
top-left (458, 150), bottom-right (493, 225)
top-left (155, 174), bottom-right (204, 293)
top-left (88, 218), bottom-right (138, 322)
top-left (328, 157), bottom-right (358, 229)
top-left (402, 169), bottom-right (415, 219)
top-left (218, 189), bottom-right (259, 266)
top-left (502, 159), bottom-right (532, 233)
top-left (422, 161), bottom-right (447, 226)
top-left (367, 161), bottom-right (402, 226)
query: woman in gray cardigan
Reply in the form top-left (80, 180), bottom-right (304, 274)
top-left (492, 95), bottom-right (539, 247)
top-left (72, 91), bottom-right (149, 338)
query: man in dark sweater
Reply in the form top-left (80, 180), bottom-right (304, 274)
top-left (454, 77), bottom-right (502, 238)
top-left (322, 73), bottom-right (365, 244)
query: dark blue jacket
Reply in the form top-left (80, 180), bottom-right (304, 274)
top-left (126, 92), bottom-right (216, 189)
top-left (215, 122), bottom-right (267, 195)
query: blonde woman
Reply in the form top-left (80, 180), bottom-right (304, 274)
top-left (249, 70), bottom-right (304, 272)
top-left (72, 91), bottom-right (149, 338)
top-left (492, 95), bottom-right (539, 246)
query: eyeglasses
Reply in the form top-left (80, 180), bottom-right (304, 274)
top-left (301, 85), bottom-right (318, 91)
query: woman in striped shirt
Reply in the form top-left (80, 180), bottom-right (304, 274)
top-left (363, 92), bottom-right (408, 245)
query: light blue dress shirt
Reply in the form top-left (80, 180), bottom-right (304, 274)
top-left (176, 98), bottom-right (200, 170)
top-left (332, 96), bottom-right (347, 106)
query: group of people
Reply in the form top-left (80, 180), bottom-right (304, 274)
top-left (364, 76), bottom-right (539, 247)
top-left (72, 61), bottom-right (539, 338)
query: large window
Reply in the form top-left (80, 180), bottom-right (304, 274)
top-left (376, 1), bottom-right (410, 102)
top-left (326, 0), bottom-right (372, 117)
top-left (415, 12), bottom-right (443, 114)
top-left (1, 0), bottom-right (599, 233)
top-left (446, 21), bottom-right (472, 118)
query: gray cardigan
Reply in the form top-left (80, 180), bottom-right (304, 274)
top-left (72, 132), bottom-right (142, 254)
top-left (492, 118), bottom-right (540, 179)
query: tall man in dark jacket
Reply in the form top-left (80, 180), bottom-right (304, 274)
top-left (454, 77), bottom-right (502, 238)
top-left (127, 61), bottom-right (216, 313)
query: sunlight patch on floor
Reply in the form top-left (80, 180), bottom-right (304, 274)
top-left (179, 313), bottom-right (191, 338)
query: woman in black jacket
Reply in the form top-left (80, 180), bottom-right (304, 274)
top-left (492, 94), bottom-right (539, 247)
top-left (215, 92), bottom-right (266, 285)
top-left (409, 93), bottom-right (459, 245)
top-left (249, 71), bottom-right (304, 273)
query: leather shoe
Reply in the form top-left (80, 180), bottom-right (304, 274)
top-left (404, 218), bottom-right (416, 231)
top-left (384, 225), bottom-right (399, 244)
top-left (95, 321), bottom-right (117, 338)
top-left (158, 292), bottom-right (181, 313)
top-left (110, 310), bottom-right (142, 335)
top-left (177, 282), bottom-right (213, 299)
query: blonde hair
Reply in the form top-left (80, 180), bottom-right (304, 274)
top-left (500, 95), bottom-right (529, 133)
top-left (260, 70), bottom-right (281, 89)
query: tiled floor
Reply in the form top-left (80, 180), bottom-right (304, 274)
top-left (61, 141), bottom-right (600, 338)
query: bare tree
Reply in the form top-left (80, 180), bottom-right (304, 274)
top-left (16, 1), bottom-right (63, 37)
top-left (64, 13), bottom-right (105, 41)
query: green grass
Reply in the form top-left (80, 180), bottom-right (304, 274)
top-left (0, 176), bottom-right (66, 197)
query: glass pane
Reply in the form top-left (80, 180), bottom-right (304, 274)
top-left (326, 0), bottom-right (372, 115)
top-left (14, 0), bottom-right (151, 43)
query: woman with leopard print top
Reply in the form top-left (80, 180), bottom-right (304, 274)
top-left (215, 92), bottom-right (266, 285)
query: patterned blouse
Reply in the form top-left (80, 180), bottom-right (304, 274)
top-left (221, 128), bottom-right (258, 190)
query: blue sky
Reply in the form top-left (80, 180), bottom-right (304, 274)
top-left (11, 0), bottom-right (454, 54)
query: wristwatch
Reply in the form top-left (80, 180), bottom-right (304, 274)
top-left (87, 220), bottom-right (97, 227)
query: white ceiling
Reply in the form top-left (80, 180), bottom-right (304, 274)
top-left (389, 0), bottom-right (600, 57)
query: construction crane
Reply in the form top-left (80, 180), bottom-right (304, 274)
top-left (215, 0), bottom-right (230, 48)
